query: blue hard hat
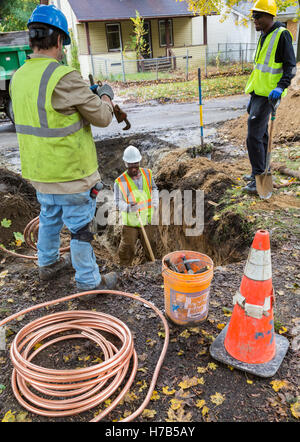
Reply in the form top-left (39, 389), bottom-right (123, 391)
top-left (27, 4), bottom-right (71, 45)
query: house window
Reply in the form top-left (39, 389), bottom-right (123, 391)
top-left (159, 19), bottom-right (173, 47)
top-left (106, 23), bottom-right (122, 51)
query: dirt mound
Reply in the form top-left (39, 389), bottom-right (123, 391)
top-left (0, 169), bottom-right (39, 248)
top-left (221, 62), bottom-right (300, 144)
top-left (148, 150), bottom-right (252, 264)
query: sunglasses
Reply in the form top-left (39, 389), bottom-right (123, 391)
top-left (252, 12), bottom-right (265, 20)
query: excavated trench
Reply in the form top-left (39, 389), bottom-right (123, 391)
top-left (0, 133), bottom-right (253, 267)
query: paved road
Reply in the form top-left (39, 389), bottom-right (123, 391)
top-left (92, 95), bottom-right (248, 138)
top-left (0, 95), bottom-right (248, 151)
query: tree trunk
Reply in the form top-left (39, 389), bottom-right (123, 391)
top-left (272, 162), bottom-right (300, 179)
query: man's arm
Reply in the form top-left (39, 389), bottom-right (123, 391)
top-left (275, 30), bottom-right (297, 90)
top-left (114, 182), bottom-right (130, 212)
top-left (52, 70), bottom-right (114, 127)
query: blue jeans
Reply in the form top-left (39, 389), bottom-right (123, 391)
top-left (36, 191), bottom-right (101, 290)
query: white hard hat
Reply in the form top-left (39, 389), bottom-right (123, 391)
top-left (122, 145), bottom-right (142, 163)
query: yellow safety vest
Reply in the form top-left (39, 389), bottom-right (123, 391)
top-left (115, 168), bottom-right (153, 227)
top-left (10, 57), bottom-right (98, 182)
top-left (245, 27), bottom-right (291, 98)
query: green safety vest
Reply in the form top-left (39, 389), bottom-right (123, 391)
top-left (10, 57), bottom-right (98, 182)
top-left (245, 27), bottom-right (291, 98)
top-left (115, 168), bottom-right (154, 227)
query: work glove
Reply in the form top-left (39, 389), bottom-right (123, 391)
top-left (268, 87), bottom-right (283, 101)
top-left (97, 83), bottom-right (114, 101)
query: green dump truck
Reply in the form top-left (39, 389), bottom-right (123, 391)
top-left (0, 30), bottom-right (67, 122)
top-left (0, 30), bottom-right (32, 122)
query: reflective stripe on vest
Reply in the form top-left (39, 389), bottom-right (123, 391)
top-left (14, 62), bottom-right (85, 138)
top-left (254, 28), bottom-right (283, 75)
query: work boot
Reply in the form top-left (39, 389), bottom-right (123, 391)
top-left (242, 179), bottom-right (257, 195)
top-left (79, 272), bottom-right (119, 302)
top-left (242, 173), bottom-right (255, 182)
top-left (39, 253), bottom-right (72, 281)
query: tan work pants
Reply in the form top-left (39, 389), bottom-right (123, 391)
top-left (118, 224), bottom-right (154, 265)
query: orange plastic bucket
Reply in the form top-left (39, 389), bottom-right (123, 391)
top-left (162, 250), bottom-right (214, 325)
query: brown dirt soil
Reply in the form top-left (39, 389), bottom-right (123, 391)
top-left (221, 63), bottom-right (300, 145)
top-left (0, 155), bottom-right (299, 423)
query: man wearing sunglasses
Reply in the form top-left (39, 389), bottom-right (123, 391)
top-left (243, 0), bottom-right (296, 194)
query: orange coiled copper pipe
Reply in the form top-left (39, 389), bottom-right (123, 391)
top-left (0, 289), bottom-right (169, 422)
top-left (0, 216), bottom-right (70, 260)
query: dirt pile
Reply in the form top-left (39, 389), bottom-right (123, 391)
top-left (0, 169), bottom-right (39, 248)
top-left (221, 62), bottom-right (300, 144)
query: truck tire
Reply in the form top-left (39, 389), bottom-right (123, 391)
top-left (5, 98), bottom-right (14, 124)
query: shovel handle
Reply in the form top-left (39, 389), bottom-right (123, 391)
top-left (137, 211), bottom-right (155, 262)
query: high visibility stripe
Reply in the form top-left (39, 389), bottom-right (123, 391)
top-left (255, 64), bottom-right (283, 75)
top-left (116, 177), bottom-right (129, 203)
top-left (141, 168), bottom-right (152, 192)
top-left (122, 173), bottom-right (137, 203)
top-left (15, 120), bottom-right (84, 138)
top-left (38, 62), bottom-right (60, 127)
top-left (244, 248), bottom-right (272, 281)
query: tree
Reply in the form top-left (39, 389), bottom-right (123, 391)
top-left (0, 0), bottom-right (39, 32)
top-left (178, 0), bottom-right (300, 61)
top-left (129, 10), bottom-right (150, 59)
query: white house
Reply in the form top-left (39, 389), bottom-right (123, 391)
top-left (192, 1), bottom-right (299, 61)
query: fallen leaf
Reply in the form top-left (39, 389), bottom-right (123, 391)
top-left (166, 407), bottom-right (192, 422)
top-left (290, 402), bottom-right (300, 419)
top-left (217, 323), bottom-right (226, 330)
top-left (195, 399), bottom-right (206, 409)
top-left (142, 409), bottom-right (157, 419)
top-left (150, 390), bottom-right (160, 401)
top-left (162, 386), bottom-right (176, 396)
top-left (202, 405), bottom-right (209, 416)
top-left (2, 410), bottom-right (16, 422)
top-left (210, 392), bottom-right (225, 405)
top-left (270, 380), bottom-right (289, 392)
top-left (178, 376), bottom-right (204, 389)
top-left (169, 398), bottom-right (184, 410)
top-left (207, 362), bottom-right (218, 370)
top-left (179, 329), bottom-right (190, 339)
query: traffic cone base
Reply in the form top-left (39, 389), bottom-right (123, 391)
top-left (210, 324), bottom-right (289, 378)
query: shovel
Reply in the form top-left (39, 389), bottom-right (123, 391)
top-left (255, 99), bottom-right (279, 199)
top-left (137, 211), bottom-right (155, 262)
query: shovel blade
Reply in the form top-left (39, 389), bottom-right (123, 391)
top-left (255, 174), bottom-right (273, 199)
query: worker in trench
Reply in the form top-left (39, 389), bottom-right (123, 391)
top-left (243, 0), bottom-right (296, 194)
top-left (9, 4), bottom-right (118, 294)
top-left (114, 145), bottom-right (159, 265)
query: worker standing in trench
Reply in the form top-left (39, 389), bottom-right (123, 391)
top-left (114, 145), bottom-right (159, 265)
top-left (10, 4), bottom-right (118, 293)
top-left (242, 0), bottom-right (296, 194)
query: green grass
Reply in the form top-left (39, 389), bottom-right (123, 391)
top-left (117, 74), bottom-right (249, 102)
top-left (104, 71), bottom-right (176, 82)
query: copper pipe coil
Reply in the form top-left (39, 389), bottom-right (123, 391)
top-left (0, 216), bottom-right (70, 260)
top-left (0, 290), bottom-right (169, 422)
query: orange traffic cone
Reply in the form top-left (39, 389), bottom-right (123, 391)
top-left (210, 230), bottom-right (289, 377)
